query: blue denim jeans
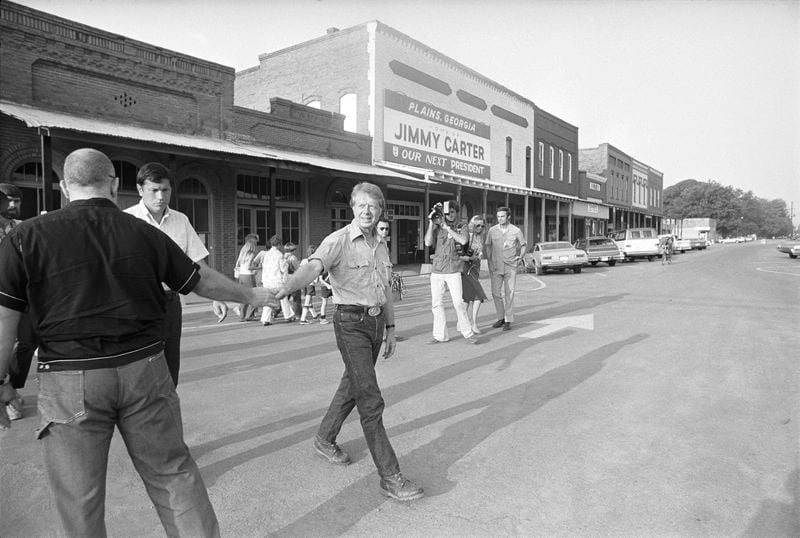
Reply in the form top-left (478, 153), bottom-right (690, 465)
top-left (36, 352), bottom-right (219, 538)
top-left (317, 307), bottom-right (400, 478)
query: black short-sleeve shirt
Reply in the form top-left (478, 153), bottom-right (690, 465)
top-left (0, 198), bottom-right (200, 370)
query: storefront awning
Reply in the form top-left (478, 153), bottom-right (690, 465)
top-left (0, 100), bottom-right (428, 183)
top-left (374, 161), bottom-right (579, 202)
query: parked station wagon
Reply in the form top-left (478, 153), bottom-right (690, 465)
top-left (610, 228), bottom-right (661, 261)
top-left (573, 236), bottom-right (625, 267)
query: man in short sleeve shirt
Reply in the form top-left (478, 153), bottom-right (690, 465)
top-left (0, 148), bottom-right (267, 536)
top-left (275, 181), bottom-right (424, 502)
top-left (125, 162), bottom-right (214, 386)
top-left (485, 206), bottom-right (527, 331)
top-left (423, 200), bottom-right (477, 344)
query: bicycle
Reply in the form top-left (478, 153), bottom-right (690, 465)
top-left (390, 271), bottom-right (406, 301)
top-left (661, 244), bottom-right (672, 265)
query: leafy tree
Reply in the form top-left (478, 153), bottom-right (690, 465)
top-left (663, 179), bottom-right (792, 238)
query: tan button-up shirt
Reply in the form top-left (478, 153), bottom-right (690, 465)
top-left (310, 220), bottom-right (391, 306)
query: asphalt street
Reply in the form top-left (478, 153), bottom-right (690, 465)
top-left (2, 240), bottom-right (798, 536)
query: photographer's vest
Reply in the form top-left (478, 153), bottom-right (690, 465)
top-left (431, 223), bottom-right (465, 274)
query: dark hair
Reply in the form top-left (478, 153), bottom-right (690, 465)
top-left (497, 206), bottom-right (511, 218)
top-left (0, 183), bottom-right (22, 198)
top-left (136, 162), bottom-right (171, 186)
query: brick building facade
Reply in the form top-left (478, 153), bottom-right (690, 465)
top-left (0, 1), bottom-right (418, 272)
top-left (236, 21), bottom-right (586, 256)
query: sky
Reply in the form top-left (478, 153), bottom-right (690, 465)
top-left (15, 0), bottom-right (800, 220)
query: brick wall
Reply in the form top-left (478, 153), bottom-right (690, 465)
top-left (1, 1), bottom-right (234, 137)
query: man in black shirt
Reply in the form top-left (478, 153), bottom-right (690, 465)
top-left (0, 148), bottom-right (270, 537)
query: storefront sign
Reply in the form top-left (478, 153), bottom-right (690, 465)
top-left (573, 201), bottom-right (609, 219)
top-left (383, 89), bottom-right (491, 180)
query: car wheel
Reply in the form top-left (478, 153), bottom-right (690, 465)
top-left (590, 261), bottom-right (598, 266)
top-left (608, 260), bottom-right (616, 267)
top-left (573, 266), bottom-right (582, 274)
top-left (790, 253), bottom-right (797, 259)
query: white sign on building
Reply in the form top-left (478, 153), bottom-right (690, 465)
top-left (383, 89), bottom-right (491, 179)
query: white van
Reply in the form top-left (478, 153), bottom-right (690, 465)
top-left (610, 228), bottom-right (661, 261)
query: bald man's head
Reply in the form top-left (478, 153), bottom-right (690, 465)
top-left (61, 148), bottom-right (118, 202)
top-left (64, 148), bottom-right (115, 188)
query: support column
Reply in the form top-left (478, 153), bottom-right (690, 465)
top-left (540, 197), bottom-right (546, 243)
top-left (268, 167), bottom-right (276, 239)
top-left (555, 200), bottom-right (561, 240)
top-left (39, 129), bottom-right (53, 212)
top-left (523, 195), bottom-right (529, 247)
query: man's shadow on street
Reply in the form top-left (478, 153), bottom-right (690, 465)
top-left (192, 295), bottom-right (628, 472)
top-left (272, 332), bottom-right (647, 536)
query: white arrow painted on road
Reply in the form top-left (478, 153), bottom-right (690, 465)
top-left (518, 314), bottom-right (594, 339)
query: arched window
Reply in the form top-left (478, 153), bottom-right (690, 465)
top-left (111, 160), bottom-right (140, 210)
top-left (112, 160), bottom-right (138, 192)
top-left (339, 93), bottom-right (357, 132)
top-left (177, 177), bottom-right (210, 247)
top-left (10, 162), bottom-right (61, 218)
top-left (305, 100), bottom-right (321, 109)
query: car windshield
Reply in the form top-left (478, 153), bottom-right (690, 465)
top-left (541, 242), bottom-right (573, 250)
top-left (589, 239), bottom-right (615, 247)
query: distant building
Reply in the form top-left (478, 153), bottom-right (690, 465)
top-left (663, 218), bottom-right (717, 243)
top-left (579, 142), bottom-right (663, 232)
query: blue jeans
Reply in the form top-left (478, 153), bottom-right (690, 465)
top-left (317, 307), bottom-right (400, 478)
top-left (36, 352), bottom-right (219, 538)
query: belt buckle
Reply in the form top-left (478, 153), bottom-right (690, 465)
top-left (367, 306), bottom-right (381, 316)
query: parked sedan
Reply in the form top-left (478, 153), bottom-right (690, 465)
top-left (574, 236), bottom-right (624, 267)
top-left (777, 241), bottom-right (800, 259)
top-left (524, 241), bottom-right (588, 274)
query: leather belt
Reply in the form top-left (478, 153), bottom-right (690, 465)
top-left (336, 304), bottom-right (383, 316)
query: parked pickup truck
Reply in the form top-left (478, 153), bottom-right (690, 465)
top-left (673, 238), bottom-right (692, 253)
top-left (688, 238), bottom-right (707, 250)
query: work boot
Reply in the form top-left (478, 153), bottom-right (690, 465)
top-left (380, 473), bottom-right (424, 501)
top-left (492, 319), bottom-right (505, 329)
top-left (313, 435), bottom-right (351, 465)
top-left (503, 322), bottom-right (511, 331)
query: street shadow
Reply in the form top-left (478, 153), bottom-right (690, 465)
top-left (273, 333), bottom-right (648, 536)
top-left (181, 293), bottom-right (625, 385)
top-left (196, 328), bottom-right (569, 484)
top-left (741, 468), bottom-right (800, 537)
top-left (193, 294), bottom-right (628, 485)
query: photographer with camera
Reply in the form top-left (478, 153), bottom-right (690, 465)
top-left (423, 200), bottom-right (479, 345)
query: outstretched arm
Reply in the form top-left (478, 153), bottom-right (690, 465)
top-left (193, 264), bottom-right (276, 310)
top-left (275, 259), bottom-right (324, 300)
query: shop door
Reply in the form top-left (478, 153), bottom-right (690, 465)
top-left (396, 219), bottom-right (422, 265)
top-left (237, 206), bottom-right (270, 248)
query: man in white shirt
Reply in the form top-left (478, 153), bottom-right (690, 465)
top-left (125, 162), bottom-right (224, 385)
top-left (484, 206), bottom-right (527, 331)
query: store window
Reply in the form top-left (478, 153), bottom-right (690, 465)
top-left (525, 146), bottom-right (532, 187)
top-left (10, 162), bottom-right (61, 218)
top-left (505, 137), bottom-right (512, 173)
top-left (340, 93), bottom-right (357, 133)
top-left (538, 142), bottom-right (544, 176)
top-left (176, 177), bottom-right (210, 247)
